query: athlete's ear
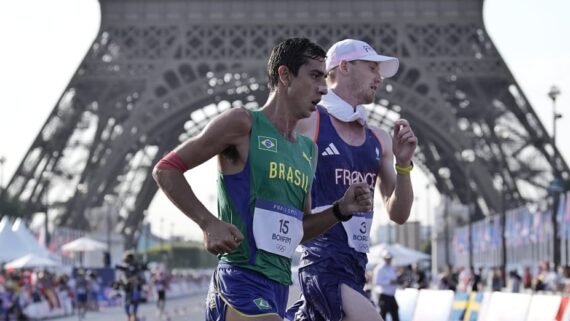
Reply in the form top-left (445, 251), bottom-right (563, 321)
top-left (278, 65), bottom-right (291, 87)
top-left (338, 60), bottom-right (349, 74)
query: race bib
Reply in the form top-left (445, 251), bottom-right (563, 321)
top-left (342, 212), bottom-right (373, 253)
top-left (253, 199), bottom-right (304, 258)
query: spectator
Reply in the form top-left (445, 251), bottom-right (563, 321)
top-left (4, 279), bottom-right (27, 321)
top-left (457, 266), bottom-right (471, 292)
top-left (87, 271), bottom-right (100, 311)
top-left (562, 266), bottom-right (570, 292)
top-left (413, 264), bottom-right (428, 289)
top-left (535, 261), bottom-right (549, 291)
top-left (75, 270), bottom-right (89, 319)
top-left (522, 266), bottom-right (533, 289)
top-left (152, 271), bottom-right (169, 319)
top-left (373, 252), bottom-right (400, 321)
top-left (509, 270), bottom-right (522, 293)
top-left (490, 267), bottom-right (503, 291)
top-left (544, 262), bottom-right (560, 291)
top-left (398, 265), bottom-right (414, 288)
top-left (438, 264), bottom-right (457, 291)
top-left (114, 252), bottom-right (147, 321)
top-left (471, 267), bottom-right (483, 292)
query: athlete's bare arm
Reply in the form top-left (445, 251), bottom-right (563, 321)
top-left (153, 107), bottom-right (250, 255)
top-left (371, 119), bottom-right (415, 225)
top-left (301, 181), bottom-right (372, 242)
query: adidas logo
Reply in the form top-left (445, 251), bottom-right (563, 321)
top-left (322, 143), bottom-right (340, 156)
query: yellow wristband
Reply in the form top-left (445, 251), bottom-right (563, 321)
top-left (395, 161), bottom-right (413, 175)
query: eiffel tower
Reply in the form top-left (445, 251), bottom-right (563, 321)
top-left (4, 0), bottom-right (569, 248)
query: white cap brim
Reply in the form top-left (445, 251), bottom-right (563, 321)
top-left (359, 54), bottom-right (400, 78)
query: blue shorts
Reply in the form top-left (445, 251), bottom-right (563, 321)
top-left (124, 290), bottom-right (140, 316)
top-left (124, 301), bottom-right (139, 316)
top-left (205, 262), bottom-right (289, 321)
top-left (286, 258), bottom-right (367, 321)
top-left (76, 293), bottom-right (88, 303)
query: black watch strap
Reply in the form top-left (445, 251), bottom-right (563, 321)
top-left (333, 202), bottom-right (352, 222)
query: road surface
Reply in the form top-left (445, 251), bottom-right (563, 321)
top-left (54, 286), bottom-right (302, 321)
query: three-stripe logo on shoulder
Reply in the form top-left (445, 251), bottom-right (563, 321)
top-left (321, 142), bottom-right (340, 156)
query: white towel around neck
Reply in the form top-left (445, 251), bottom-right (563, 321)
top-left (318, 90), bottom-right (368, 126)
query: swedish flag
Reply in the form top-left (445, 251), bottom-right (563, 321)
top-left (463, 292), bottom-right (484, 321)
top-left (450, 292), bottom-right (470, 321)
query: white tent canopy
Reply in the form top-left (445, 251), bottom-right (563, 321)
top-left (368, 243), bottom-right (430, 267)
top-left (4, 253), bottom-right (61, 269)
top-left (0, 216), bottom-right (31, 262)
top-left (12, 218), bottom-right (51, 257)
top-left (61, 236), bottom-right (107, 252)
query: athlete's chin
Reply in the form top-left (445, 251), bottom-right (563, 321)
top-left (363, 95), bottom-right (375, 105)
top-left (300, 108), bottom-right (313, 119)
top-left (305, 103), bottom-right (317, 115)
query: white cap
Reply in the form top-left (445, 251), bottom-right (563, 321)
top-left (325, 39), bottom-right (399, 78)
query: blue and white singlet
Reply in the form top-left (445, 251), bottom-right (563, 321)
top-left (300, 105), bottom-right (382, 273)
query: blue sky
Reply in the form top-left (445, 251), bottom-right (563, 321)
top-left (0, 0), bottom-right (569, 239)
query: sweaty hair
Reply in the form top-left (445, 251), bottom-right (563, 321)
top-left (326, 60), bottom-right (357, 84)
top-left (266, 37), bottom-right (326, 91)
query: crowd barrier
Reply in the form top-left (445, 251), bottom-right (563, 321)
top-left (387, 288), bottom-right (570, 321)
top-left (20, 280), bottom-right (207, 320)
top-left (22, 289), bottom-right (73, 320)
top-left (24, 283), bottom-right (570, 320)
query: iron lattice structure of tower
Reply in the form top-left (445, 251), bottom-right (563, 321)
top-left (5, 0), bottom-right (570, 247)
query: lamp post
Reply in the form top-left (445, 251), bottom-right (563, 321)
top-left (41, 171), bottom-right (53, 247)
top-left (143, 215), bottom-right (149, 262)
top-left (103, 193), bottom-right (116, 267)
top-left (461, 149), bottom-right (476, 269)
top-left (494, 125), bottom-right (512, 285)
top-left (438, 167), bottom-right (452, 268)
top-left (426, 181), bottom-right (439, 279)
top-left (548, 85), bottom-right (562, 268)
top-left (501, 178), bottom-right (508, 286)
top-left (443, 196), bottom-right (450, 268)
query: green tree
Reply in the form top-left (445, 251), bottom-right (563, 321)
top-left (146, 242), bottom-right (218, 269)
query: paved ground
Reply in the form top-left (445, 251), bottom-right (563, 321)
top-left (53, 286), bottom-right (302, 321)
top-left (53, 294), bottom-right (205, 321)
